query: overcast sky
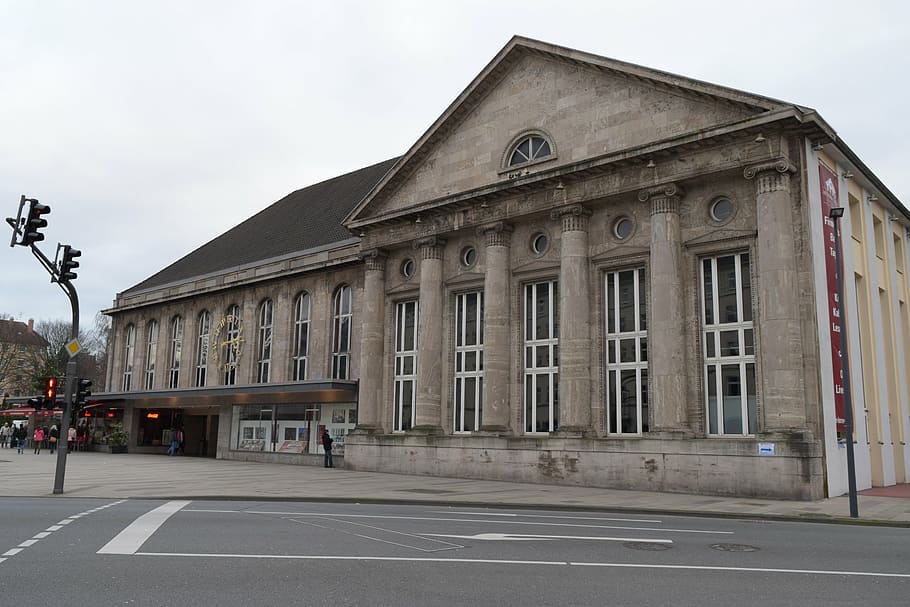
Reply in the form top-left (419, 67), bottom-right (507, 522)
top-left (1, 0), bottom-right (908, 332)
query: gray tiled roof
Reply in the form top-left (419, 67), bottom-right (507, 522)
top-left (124, 158), bottom-right (399, 294)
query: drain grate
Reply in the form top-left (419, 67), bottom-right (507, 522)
top-left (623, 542), bottom-right (672, 551)
top-left (710, 543), bottom-right (759, 552)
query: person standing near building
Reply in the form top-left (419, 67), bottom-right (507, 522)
top-left (48, 425), bottom-right (59, 454)
top-left (33, 426), bottom-right (45, 454)
top-left (0, 423), bottom-right (9, 448)
top-left (322, 428), bottom-right (334, 468)
top-left (13, 424), bottom-right (25, 454)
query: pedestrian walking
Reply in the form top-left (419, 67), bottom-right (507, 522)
top-left (0, 422), bottom-right (9, 448)
top-left (48, 425), bottom-right (59, 454)
top-left (33, 426), bottom-right (45, 454)
top-left (13, 425), bottom-right (26, 454)
top-left (68, 426), bottom-right (77, 452)
top-left (168, 428), bottom-right (181, 456)
top-left (322, 428), bottom-right (334, 468)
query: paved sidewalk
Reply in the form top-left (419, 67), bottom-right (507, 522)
top-left (2, 450), bottom-right (909, 526)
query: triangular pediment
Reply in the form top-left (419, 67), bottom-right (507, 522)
top-left (345, 36), bottom-right (797, 230)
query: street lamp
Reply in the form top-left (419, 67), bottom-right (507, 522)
top-left (829, 205), bottom-right (859, 518)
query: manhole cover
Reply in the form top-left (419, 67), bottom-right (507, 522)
top-left (710, 543), bottom-right (759, 552)
top-left (623, 542), bottom-right (672, 551)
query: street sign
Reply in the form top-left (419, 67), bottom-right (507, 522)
top-left (65, 339), bottom-right (81, 357)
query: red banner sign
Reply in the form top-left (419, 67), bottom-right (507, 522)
top-left (820, 163), bottom-right (846, 433)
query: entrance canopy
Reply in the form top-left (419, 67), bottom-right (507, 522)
top-left (1, 406), bottom-right (63, 417)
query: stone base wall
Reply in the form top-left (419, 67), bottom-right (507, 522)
top-left (345, 434), bottom-right (825, 501)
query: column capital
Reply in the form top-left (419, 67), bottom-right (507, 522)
top-left (742, 158), bottom-right (797, 180)
top-left (637, 182), bottom-right (684, 203)
top-left (550, 204), bottom-right (591, 232)
top-left (360, 248), bottom-right (388, 272)
top-left (414, 236), bottom-right (447, 260)
top-left (479, 222), bottom-right (514, 247)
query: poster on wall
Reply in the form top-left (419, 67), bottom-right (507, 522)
top-left (819, 162), bottom-right (846, 434)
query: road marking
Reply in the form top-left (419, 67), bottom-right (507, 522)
top-left (190, 509), bottom-right (730, 535)
top-left (98, 501), bottom-right (190, 555)
top-left (0, 500), bottom-right (127, 568)
top-left (291, 517), bottom-right (464, 553)
top-left (436, 511), bottom-right (662, 524)
top-left (422, 533), bottom-right (672, 543)
top-left (127, 552), bottom-right (910, 578)
top-left (570, 562), bottom-right (910, 578)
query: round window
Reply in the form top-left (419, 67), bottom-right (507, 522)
top-left (401, 258), bottom-right (415, 279)
top-left (614, 217), bottom-right (634, 240)
top-left (531, 233), bottom-right (549, 254)
top-left (711, 197), bottom-right (734, 222)
top-left (462, 246), bottom-right (477, 267)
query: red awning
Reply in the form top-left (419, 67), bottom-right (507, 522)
top-left (1, 406), bottom-right (63, 416)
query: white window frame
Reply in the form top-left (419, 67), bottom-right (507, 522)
top-left (701, 252), bottom-right (757, 436)
top-left (332, 285), bottom-right (352, 379)
top-left (292, 292), bottom-right (311, 381)
top-left (524, 280), bottom-right (559, 433)
top-left (168, 316), bottom-right (183, 389)
top-left (454, 291), bottom-right (484, 432)
top-left (393, 300), bottom-right (418, 432)
top-left (605, 268), bottom-right (648, 435)
top-left (144, 320), bottom-right (159, 390)
top-left (194, 310), bottom-right (210, 387)
top-left (122, 324), bottom-right (135, 391)
top-left (256, 299), bottom-right (273, 383)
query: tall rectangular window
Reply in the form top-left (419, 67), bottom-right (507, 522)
top-left (194, 311), bottom-right (210, 387)
top-left (222, 305), bottom-right (241, 386)
top-left (256, 299), bottom-right (273, 383)
top-left (393, 300), bottom-right (418, 432)
top-left (144, 320), bottom-right (159, 390)
top-left (454, 291), bottom-right (484, 432)
top-left (524, 280), bottom-right (559, 433)
top-left (702, 253), bottom-right (757, 435)
top-left (332, 285), bottom-right (352, 379)
top-left (122, 324), bottom-right (135, 391)
top-left (605, 268), bottom-right (648, 434)
top-left (292, 293), bottom-right (311, 380)
top-left (168, 316), bottom-right (183, 389)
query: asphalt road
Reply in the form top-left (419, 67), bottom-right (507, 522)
top-left (1, 499), bottom-right (908, 606)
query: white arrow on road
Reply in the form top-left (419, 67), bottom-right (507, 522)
top-left (422, 533), bottom-right (672, 544)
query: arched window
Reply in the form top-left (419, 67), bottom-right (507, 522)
top-left (292, 292), bottom-right (311, 380)
top-left (256, 299), bottom-right (273, 383)
top-left (168, 316), bottom-right (183, 388)
top-left (195, 310), bottom-right (210, 387)
top-left (144, 320), bottom-right (159, 390)
top-left (122, 324), bottom-right (135, 391)
top-left (508, 134), bottom-right (552, 167)
top-left (332, 285), bottom-right (352, 379)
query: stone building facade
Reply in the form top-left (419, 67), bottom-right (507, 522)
top-left (0, 318), bottom-right (48, 399)
top-left (99, 37), bottom-right (910, 500)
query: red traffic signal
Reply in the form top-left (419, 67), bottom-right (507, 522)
top-left (44, 376), bottom-right (57, 402)
top-left (21, 198), bottom-right (51, 246)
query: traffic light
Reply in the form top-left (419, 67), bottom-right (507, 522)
top-left (76, 378), bottom-right (92, 407)
top-left (44, 377), bottom-right (58, 408)
top-left (59, 245), bottom-right (81, 282)
top-left (20, 198), bottom-right (51, 246)
top-left (27, 396), bottom-right (45, 410)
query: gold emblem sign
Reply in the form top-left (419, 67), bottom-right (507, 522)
top-left (210, 314), bottom-right (244, 372)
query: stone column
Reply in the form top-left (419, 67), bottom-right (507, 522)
top-left (355, 249), bottom-right (387, 433)
top-left (414, 236), bottom-right (446, 433)
top-left (480, 222), bottom-right (513, 433)
top-left (639, 183), bottom-right (688, 433)
top-left (744, 159), bottom-right (805, 432)
top-left (551, 204), bottom-right (592, 434)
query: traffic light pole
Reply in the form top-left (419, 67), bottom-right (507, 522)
top-left (53, 285), bottom-right (78, 495)
top-left (7, 194), bottom-right (81, 495)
